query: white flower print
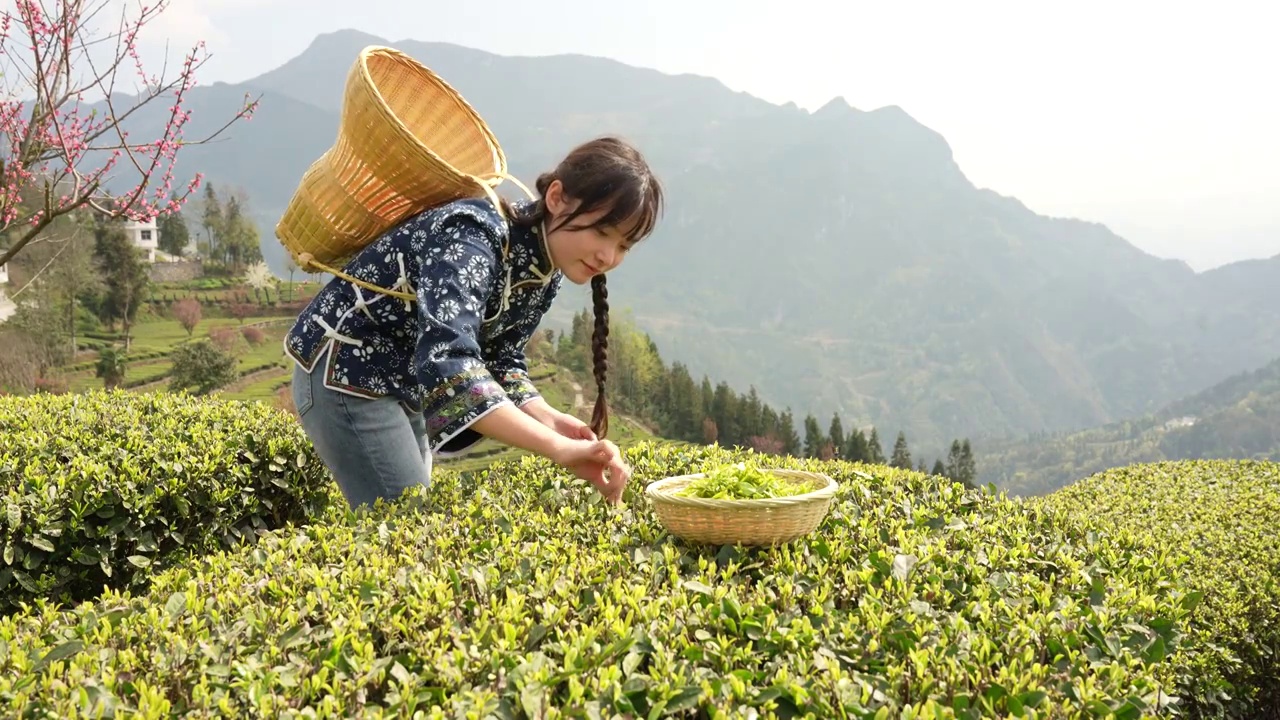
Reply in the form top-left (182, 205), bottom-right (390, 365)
top-left (437, 298), bottom-right (461, 322)
top-left (443, 243), bottom-right (465, 262)
top-left (511, 243), bottom-right (532, 267)
top-left (459, 261), bottom-right (488, 290)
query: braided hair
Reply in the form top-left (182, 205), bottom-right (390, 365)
top-left (499, 136), bottom-right (663, 438)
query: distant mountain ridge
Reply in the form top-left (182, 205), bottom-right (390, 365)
top-left (979, 355), bottom-right (1280, 495)
top-left (97, 29), bottom-right (1280, 470)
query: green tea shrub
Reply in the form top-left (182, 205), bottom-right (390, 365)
top-left (0, 443), bottom-right (1215, 717)
top-left (1040, 459), bottom-right (1280, 719)
top-left (0, 390), bottom-right (335, 614)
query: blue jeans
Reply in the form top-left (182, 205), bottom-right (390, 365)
top-left (291, 351), bottom-right (432, 509)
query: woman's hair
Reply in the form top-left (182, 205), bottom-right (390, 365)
top-left (500, 136), bottom-right (663, 439)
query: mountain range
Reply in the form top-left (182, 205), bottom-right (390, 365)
top-left (100, 29), bottom-right (1280, 463)
top-left (979, 356), bottom-right (1280, 495)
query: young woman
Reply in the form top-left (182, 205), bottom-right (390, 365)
top-left (284, 136), bottom-right (663, 509)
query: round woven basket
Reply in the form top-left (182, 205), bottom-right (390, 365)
top-left (645, 469), bottom-right (838, 546)
top-left (275, 45), bottom-right (516, 272)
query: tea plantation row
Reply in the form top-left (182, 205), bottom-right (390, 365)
top-left (0, 391), bottom-right (1276, 718)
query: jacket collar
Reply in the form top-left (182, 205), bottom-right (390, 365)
top-left (507, 198), bottom-right (558, 289)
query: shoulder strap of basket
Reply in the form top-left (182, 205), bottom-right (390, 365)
top-left (298, 172), bottom-right (536, 302)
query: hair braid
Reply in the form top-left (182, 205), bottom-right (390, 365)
top-left (589, 274), bottom-right (610, 439)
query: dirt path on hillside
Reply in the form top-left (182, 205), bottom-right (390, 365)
top-left (571, 381), bottom-right (585, 408)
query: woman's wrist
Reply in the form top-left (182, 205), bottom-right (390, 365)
top-left (520, 397), bottom-right (561, 427)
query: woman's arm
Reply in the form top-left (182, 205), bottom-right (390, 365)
top-left (520, 395), bottom-right (560, 425)
top-left (522, 396), bottom-right (597, 439)
top-left (472, 403), bottom-right (572, 461)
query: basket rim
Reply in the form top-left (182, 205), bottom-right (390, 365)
top-left (356, 45), bottom-right (506, 181)
top-left (645, 468), bottom-right (838, 510)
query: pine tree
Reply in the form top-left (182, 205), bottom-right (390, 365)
top-left (844, 429), bottom-right (869, 463)
top-left (890, 431), bottom-right (912, 469)
top-left (803, 414), bottom-right (823, 458)
top-left (778, 409), bottom-right (802, 456)
top-left (931, 459), bottom-right (946, 476)
top-left (946, 439), bottom-right (963, 480)
top-left (700, 378), bottom-right (715, 431)
top-left (740, 387), bottom-right (763, 441)
top-left (867, 428), bottom-right (886, 464)
top-left (827, 413), bottom-right (844, 458)
top-left (958, 439), bottom-right (977, 488)
top-left (157, 193), bottom-right (191, 258)
top-left (710, 382), bottom-right (738, 447)
top-left (94, 220), bottom-right (149, 351)
top-left (200, 183), bottom-right (223, 259)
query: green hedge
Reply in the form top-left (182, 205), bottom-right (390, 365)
top-left (1039, 460), bottom-right (1280, 718)
top-left (0, 443), bottom-right (1236, 717)
top-left (0, 391), bottom-right (334, 615)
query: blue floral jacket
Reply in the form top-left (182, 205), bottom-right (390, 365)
top-left (284, 197), bottom-right (562, 456)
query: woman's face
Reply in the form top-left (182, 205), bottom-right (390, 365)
top-left (542, 180), bottom-right (634, 285)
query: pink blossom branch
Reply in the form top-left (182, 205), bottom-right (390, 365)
top-left (0, 0), bottom-right (257, 268)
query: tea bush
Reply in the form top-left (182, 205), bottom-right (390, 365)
top-left (0, 443), bottom-right (1227, 718)
top-left (0, 391), bottom-right (334, 615)
top-left (1039, 459), bottom-right (1280, 719)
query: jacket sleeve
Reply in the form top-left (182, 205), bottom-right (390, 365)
top-left (483, 277), bottom-right (562, 408)
top-left (413, 210), bottom-right (511, 451)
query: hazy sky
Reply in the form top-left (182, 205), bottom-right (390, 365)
top-left (121, 1), bottom-right (1280, 269)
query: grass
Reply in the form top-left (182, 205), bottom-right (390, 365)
top-left (62, 316), bottom-right (291, 401)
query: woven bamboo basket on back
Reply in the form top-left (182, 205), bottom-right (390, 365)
top-left (645, 468), bottom-right (838, 546)
top-left (275, 45), bottom-right (529, 285)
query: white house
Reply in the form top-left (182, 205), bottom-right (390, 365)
top-left (124, 218), bottom-right (159, 263)
top-left (0, 263), bottom-right (11, 325)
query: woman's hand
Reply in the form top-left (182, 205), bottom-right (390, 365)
top-left (548, 437), bottom-right (630, 504)
top-left (551, 411), bottom-right (596, 441)
top-left (524, 398), bottom-right (596, 439)
top-left (514, 398), bottom-right (627, 503)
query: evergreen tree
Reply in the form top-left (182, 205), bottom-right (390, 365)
top-left (94, 220), bottom-right (149, 350)
top-left (710, 382), bottom-right (738, 447)
top-left (803, 414), bottom-right (823, 457)
top-left (827, 413), bottom-right (845, 458)
top-left (890, 431), bottom-right (912, 469)
top-left (946, 439), bottom-right (963, 480)
top-left (932, 459), bottom-right (946, 476)
top-left (844, 429), bottom-right (869, 463)
top-left (957, 439), bottom-right (977, 488)
top-left (667, 362), bottom-right (699, 440)
top-left (200, 183), bottom-right (223, 259)
top-left (867, 428), bottom-right (886, 464)
top-left (760, 404), bottom-right (781, 444)
top-left (741, 387), bottom-right (764, 441)
top-left (778, 409), bottom-right (802, 456)
top-left (700, 378), bottom-right (715, 431)
top-left (221, 195), bottom-right (263, 272)
top-left (157, 193), bottom-right (191, 257)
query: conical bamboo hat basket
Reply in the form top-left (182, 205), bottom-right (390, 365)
top-left (275, 45), bottom-right (531, 298)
